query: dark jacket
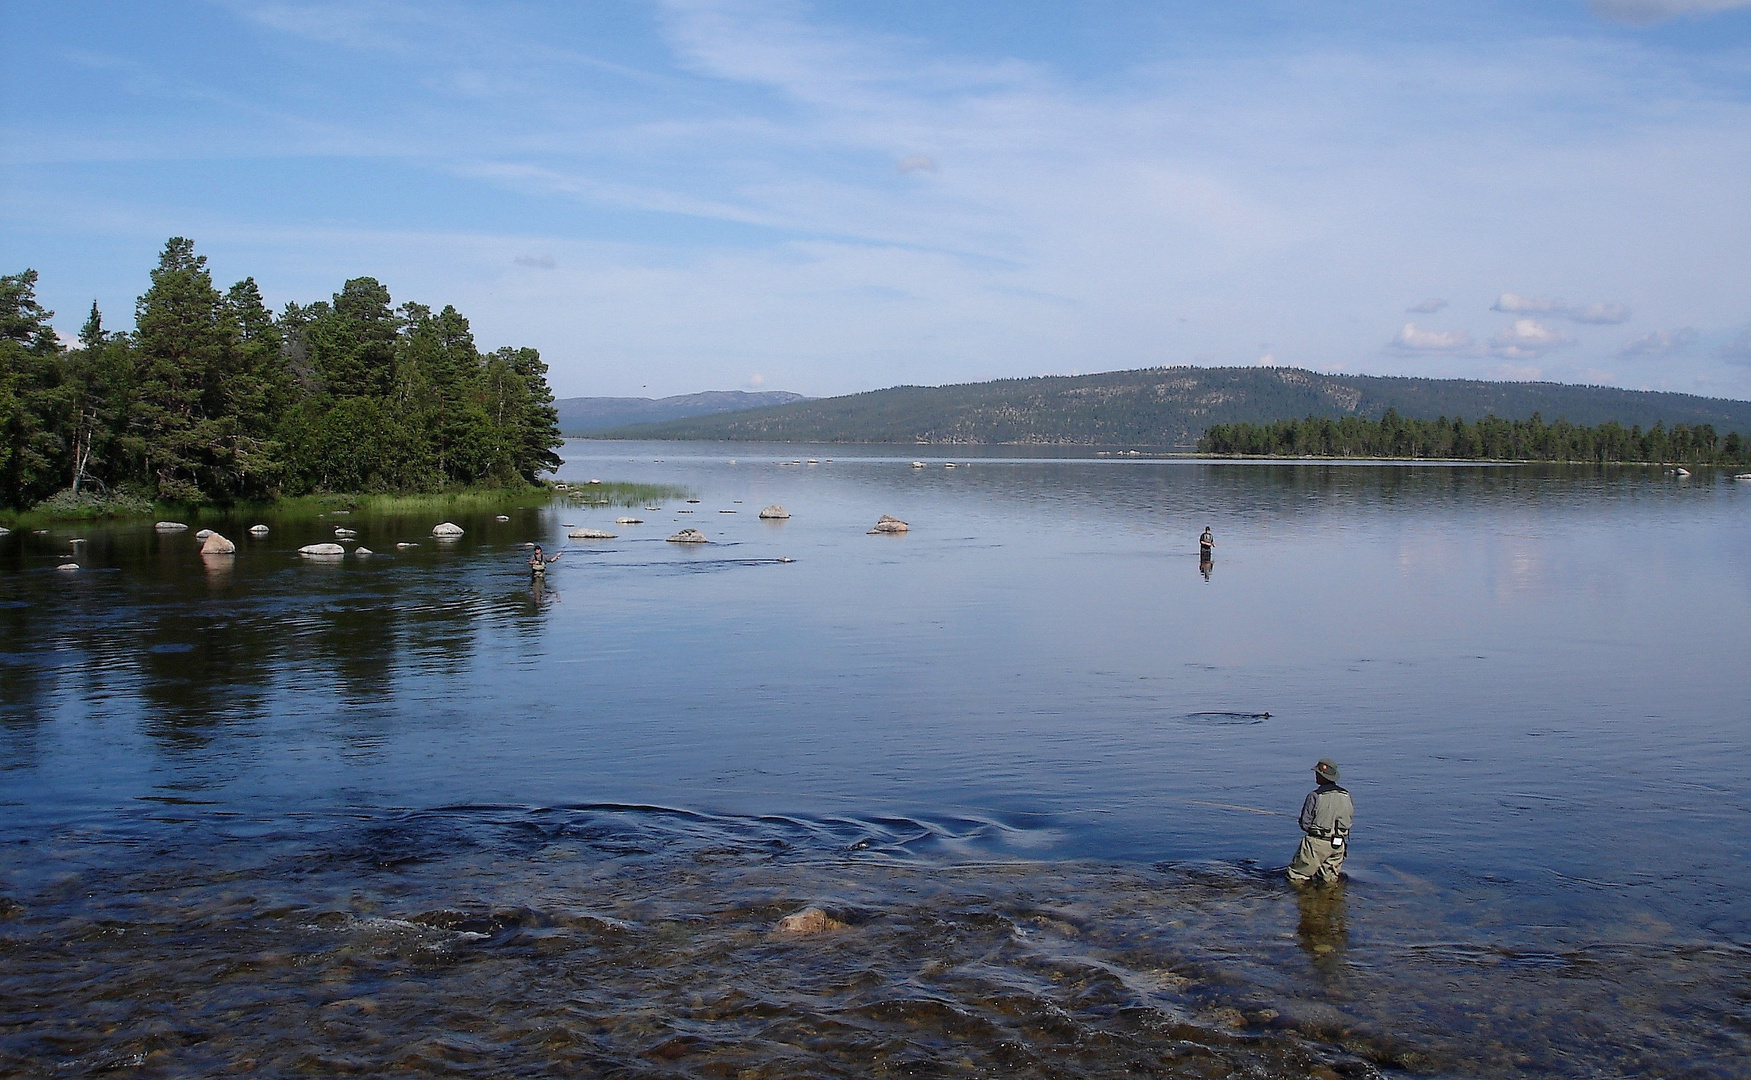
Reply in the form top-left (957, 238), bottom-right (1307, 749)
top-left (1299, 782), bottom-right (1353, 839)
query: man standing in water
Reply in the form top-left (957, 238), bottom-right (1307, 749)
top-left (1287, 759), bottom-right (1353, 885)
top-left (528, 544), bottom-right (560, 578)
top-left (1199, 526), bottom-right (1215, 560)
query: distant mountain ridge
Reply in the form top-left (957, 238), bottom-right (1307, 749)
top-left (592, 367), bottom-right (1751, 447)
top-left (555, 390), bottom-right (808, 434)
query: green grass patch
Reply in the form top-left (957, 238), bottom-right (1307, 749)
top-left (2, 480), bottom-right (690, 528)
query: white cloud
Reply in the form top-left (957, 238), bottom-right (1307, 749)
top-left (1406, 298), bottom-right (1447, 313)
top-left (1567, 300), bottom-right (1631, 324)
top-left (896, 155), bottom-right (938, 174)
top-left (1491, 318), bottom-right (1572, 354)
top-left (747, 372), bottom-right (766, 386)
top-left (1589, 0), bottom-right (1751, 26)
top-left (1619, 327), bottom-right (1698, 357)
top-left (1492, 292), bottom-right (1564, 315)
top-left (1391, 322), bottom-right (1474, 351)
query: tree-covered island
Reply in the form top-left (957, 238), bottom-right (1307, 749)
top-left (1199, 410), bottom-right (1748, 466)
top-left (1, 238), bottom-right (564, 516)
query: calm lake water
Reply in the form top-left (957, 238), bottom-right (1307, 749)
top-left (3, 441), bottom-right (1748, 1078)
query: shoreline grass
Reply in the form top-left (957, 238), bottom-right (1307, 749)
top-left (0, 480), bottom-right (689, 528)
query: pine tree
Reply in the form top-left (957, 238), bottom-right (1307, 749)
top-left (0, 270), bottom-right (69, 509)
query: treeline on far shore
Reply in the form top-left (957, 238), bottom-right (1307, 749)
top-left (1197, 410), bottom-right (1750, 466)
top-left (0, 238), bottom-right (563, 514)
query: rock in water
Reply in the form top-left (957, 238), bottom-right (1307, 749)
top-left (568, 528), bottom-right (617, 539)
top-left (298, 543), bottom-right (346, 556)
top-left (615, 517), bottom-right (643, 525)
top-left (432, 522), bottom-right (464, 537)
top-left (353, 547), bottom-right (373, 556)
top-left (194, 529), bottom-right (213, 541)
top-left (155, 521), bottom-right (188, 532)
top-left (200, 532), bottom-right (236, 555)
top-left (775, 907), bottom-right (847, 935)
top-left (667, 528), bottom-right (708, 543)
top-left (758, 505), bottom-right (790, 519)
top-left (56, 562), bottom-right (80, 572)
top-left (248, 524), bottom-right (269, 536)
top-left (868, 515), bottom-right (909, 534)
top-left (494, 514), bottom-right (510, 522)
top-left (0, 526), bottom-right (9, 536)
top-left (334, 527), bottom-right (357, 538)
top-left (396, 542), bottom-right (418, 549)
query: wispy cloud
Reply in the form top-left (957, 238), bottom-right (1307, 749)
top-left (1719, 327), bottom-right (1751, 364)
top-left (1589, 0), bottom-right (1751, 26)
top-left (1491, 318), bottom-right (1572, 356)
top-left (1619, 327), bottom-right (1697, 357)
top-left (1492, 293), bottom-right (1564, 315)
top-left (1391, 323), bottom-right (1473, 351)
top-left (1405, 298), bottom-right (1447, 314)
top-left (1492, 293), bottom-right (1630, 325)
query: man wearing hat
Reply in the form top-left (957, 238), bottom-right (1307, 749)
top-left (1287, 758), bottom-right (1353, 885)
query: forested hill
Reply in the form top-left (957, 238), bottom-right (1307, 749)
top-left (598, 367), bottom-right (1751, 447)
top-left (555, 390), bottom-right (806, 434)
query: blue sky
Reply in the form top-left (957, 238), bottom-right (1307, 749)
top-left (4, 1), bottom-right (1750, 399)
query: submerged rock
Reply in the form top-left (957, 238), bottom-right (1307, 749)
top-left (775, 907), bottom-right (847, 935)
top-left (758, 505), bottom-right (790, 520)
top-left (248, 524), bottom-right (270, 536)
top-left (298, 543), bottom-right (346, 556)
top-left (667, 528), bottom-right (708, 543)
top-left (155, 521), bottom-right (188, 531)
top-left (432, 522), bottom-right (464, 538)
top-left (568, 528), bottom-right (617, 539)
top-left (868, 515), bottom-right (909, 534)
top-left (200, 532), bottom-right (236, 555)
top-left (395, 542), bottom-right (419, 549)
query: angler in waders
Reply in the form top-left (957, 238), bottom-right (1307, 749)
top-left (1287, 758), bottom-right (1353, 885)
top-left (529, 544), bottom-right (561, 578)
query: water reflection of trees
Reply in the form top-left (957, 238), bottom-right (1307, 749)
top-left (0, 520), bottom-right (516, 761)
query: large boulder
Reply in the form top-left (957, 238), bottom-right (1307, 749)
top-left (200, 532), bottom-right (236, 555)
top-left (155, 521), bottom-right (188, 531)
top-left (667, 529), bottom-right (708, 543)
top-left (868, 515), bottom-right (909, 534)
top-left (432, 522), bottom-right (464, 538)
top-left (568, 528), bottom-right (617, 539)
top-left (298, 543), bottom-right (346, 556)
top-left (758, 505), bottom-right (790, 519)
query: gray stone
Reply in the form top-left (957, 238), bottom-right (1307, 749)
top-left (56, 562), bottom-right (80, 572)
top-left (667, 528), bottom-right (708, 543)
top-left (758, 505), bottom-right (790, 519)
top-left (248, 524), bottom-right (270, 536)
top-left (494, 514), bottom-right (510, 522)
top-left (195, 529), bottom-right (213, 541)
top-left (868, 515), bottom-right (909, 534)
top-left (568, 528), bottom-right (617, 539)
top-left (200, 532), bottom-right (236, 555)
top-left (353, 547), bottom-right (374, 556)
top-left (396, 542), bottom-right (419, 549)
top-left (615, 517), bottom-right (643, 524)
top-left (432, 522), bottom-right (464, 537)
top-left (333, 527), bottom-right (357, 538)
top-left (775, 907), bottom-right (846, 935)
top-left (155, 521), bottom-right (188, 531)
top-left (298, 543), bottom-right (346, 556)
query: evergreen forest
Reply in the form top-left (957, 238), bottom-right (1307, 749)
top-left (1198, 411), bottom-right (1749, 466)
top-left (0, 239), bottom-right (563, 512)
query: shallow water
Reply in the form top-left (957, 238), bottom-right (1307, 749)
top-left (3, 443), bottom-right (1748, 1078)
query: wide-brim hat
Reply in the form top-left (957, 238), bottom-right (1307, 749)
top-left (1313, 758), bottom-right (1339, 781)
